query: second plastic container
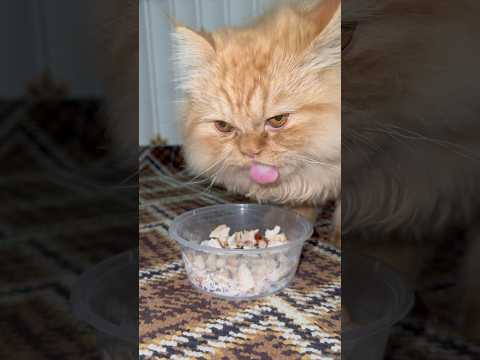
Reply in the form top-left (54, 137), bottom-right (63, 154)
top-left (71, 250), bottom-right (138, 360)
top-left (342, 252), bottom-right (414, 360)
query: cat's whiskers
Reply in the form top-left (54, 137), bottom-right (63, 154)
top-left (200, 159), bottom-right (230, 195)
top-left (179, 154), bottom-right (230, 186)
top-left (193, 150), bottom-right (233, 195)
top-left (379, 123), bottom-right (480, 161)
top-left (348, 128), bottom-right (382, 152)
top-left (290, 154), bottom-right (339, 169)
top-left (364, 126), bottom-right (415, 153)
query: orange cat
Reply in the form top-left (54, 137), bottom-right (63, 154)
top-left (174, 0), bottom-right (341, 242)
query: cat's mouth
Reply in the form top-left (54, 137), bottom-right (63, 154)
top-left (249, 162), bottom-right (279, 185)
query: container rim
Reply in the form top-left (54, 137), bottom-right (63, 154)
top-left (70, 249), bottom-right (138, 343)
top-left (169, 203), bottom-right (314, 255)
top-left (342, 252), bottom-right (415, 342)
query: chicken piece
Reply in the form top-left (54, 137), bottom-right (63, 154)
top-left (209, 224), bottom-right (231, 247)
top-left (265, 226), bottom-right (287, 246)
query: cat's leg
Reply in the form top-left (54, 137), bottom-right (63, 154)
top-left (462, 223), bottom-right (480, 342)
top-left (292, 202), bottom-right (341, 248)
top-left (291, 205), bottom-right (319, 224)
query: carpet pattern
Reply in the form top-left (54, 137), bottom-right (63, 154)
top-left (139, 147), bottom-right (341, 360)
top-left (0, 100), bottom-right (136, 360)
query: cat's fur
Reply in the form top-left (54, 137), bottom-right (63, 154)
top-left (174, 0), bottom-right (341, 235)
top-left (342, 0), bottom-right (480, 339)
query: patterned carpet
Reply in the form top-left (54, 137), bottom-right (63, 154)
top-left (0, 100), bottom-right (137, 360)
top-left (139, 147), bottom-right (341, 359)
top-left (384, 234), bottom-right (480, 359)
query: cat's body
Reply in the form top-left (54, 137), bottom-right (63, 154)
top-left (175, 0), bottom-right (341, 235)
top-left (342, 0), bottom-right (480, 339)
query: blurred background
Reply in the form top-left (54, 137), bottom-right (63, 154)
top-left (1, 0), bottom-right (103, 97)
top-left (1, 1), bottom-right (138, 359)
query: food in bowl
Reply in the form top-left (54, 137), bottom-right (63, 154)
top-left (200, 224), bottom-right (288, 249)
top-left (183, 224), bottom-right (296, 298)
top-left (170, 204), bottom-right (313, 299)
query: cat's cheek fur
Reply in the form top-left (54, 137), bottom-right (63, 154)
top-left (183, 136), bottom-right (219, 176)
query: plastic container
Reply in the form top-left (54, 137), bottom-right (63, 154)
top-left (71, 250), bottom-right (138, 360)
top-left (342, 252), bottom-right (414, 360)
top-left (169, 204), bottom-right (313, 300)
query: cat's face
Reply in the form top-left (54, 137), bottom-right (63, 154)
top-left (175, 0), bottom-right (340, 204)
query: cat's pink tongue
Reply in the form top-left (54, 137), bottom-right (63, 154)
top-left (250, 162), bottom-right (279, 184)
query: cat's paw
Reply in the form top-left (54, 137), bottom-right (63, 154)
top-left (291, 206), bottom-right (319, 224)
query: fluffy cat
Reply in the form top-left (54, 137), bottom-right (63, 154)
top-left (342, 0), bottom-right (480, 340)
top-left (174, 0), bottom-right (341, 243)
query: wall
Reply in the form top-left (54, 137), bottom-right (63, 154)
top-left (0, 0), bottom-right (103, 98)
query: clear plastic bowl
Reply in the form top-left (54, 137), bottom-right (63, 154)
top-left (71, 250), bottom-right (138, 360)
top-left (169, 204), bottom-right (313, 300)
top-left (342, 251), bottom-right (414, 360)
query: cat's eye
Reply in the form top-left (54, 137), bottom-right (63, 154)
top-left (214, 120), bottom-right (234, 133)
top-left (342, 22), bottom-right (357, 52)
top-left (266, 114), bottom-right (289, 129)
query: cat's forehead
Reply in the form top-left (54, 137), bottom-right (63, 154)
top-left (213, 76), bottom-right (270, 125)
top-left (218, 35), bottom-right (277, 75)
top-left (209, 41), bottom-right (292, 121)
top-left (187, 4), bottom-right (336, 122)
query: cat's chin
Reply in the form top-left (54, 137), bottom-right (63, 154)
top-left (219, 161), bottom-right (339, 205)
top-left (236, 164), bottom-right (298, 187)
top-left (221, 166), bottom-right (306, 197)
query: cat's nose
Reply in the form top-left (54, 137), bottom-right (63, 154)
top-left (238, 136), bottom-right (264, 158)
top-left (241, 148), bottom-right (261, 158)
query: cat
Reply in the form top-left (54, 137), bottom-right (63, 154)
top-left (342, 0), bottom-right (480, 340)
top-left (173, 0), bottom-right (341, 245)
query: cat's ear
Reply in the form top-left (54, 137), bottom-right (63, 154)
top-left (171, 24), bottom-right (216, 91)
top-left (302, 0), bottom-right (341, 71)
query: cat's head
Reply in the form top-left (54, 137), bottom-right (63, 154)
top-left (174, 0), bottom-right (340, 204)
